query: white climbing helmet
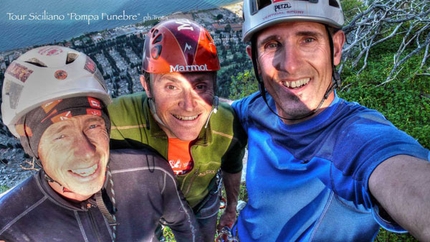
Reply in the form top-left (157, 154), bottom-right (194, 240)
top-left (1, 45), bottom-right (111, 137)
top-left (242, 0), bottom-right (345, 42)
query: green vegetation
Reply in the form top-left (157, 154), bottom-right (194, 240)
top-left (228, 69), bottom-right (258, 100)
top-left (0, 185), bottom-right (8, 194)
top-left (376, 229), bottom-right (418, 242)
top-left (340, 56), bottom-right (430, 149)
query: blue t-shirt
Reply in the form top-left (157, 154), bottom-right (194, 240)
top-left (232, 92), bottom-right (430, 242)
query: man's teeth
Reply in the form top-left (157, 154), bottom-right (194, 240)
top-left (71, 164), bottom-right (97, 177)
top-left (174, 115), bottom-right (198, 121)
top-left (283, 78), bottom-right (310, 88)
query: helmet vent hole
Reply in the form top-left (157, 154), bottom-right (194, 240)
top-left (329, 0), bottom-right (340, 8)
top-left (259, 0), bottom-right (271, 10)
top-left (151, 29), bottom-right (159, 39)
top-left (205, 33), bottom-right (212, 41)
top-left (25, 58), bottom-right (47, 67)
top-left (153, 34), bottom-right (163, 44)
top-left (151, 45), bottom-right (162, 60)
top-left (66, 53), bottom-right (79, 64)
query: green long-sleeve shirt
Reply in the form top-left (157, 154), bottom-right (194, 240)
top-left (108, 92), bottom-right (247, 207)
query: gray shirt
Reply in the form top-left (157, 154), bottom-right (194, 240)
top-left (0, 148), bottom-right (200, 241)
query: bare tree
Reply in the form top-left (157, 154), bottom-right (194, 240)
top-left (340, 0), bottom-right (429, 84)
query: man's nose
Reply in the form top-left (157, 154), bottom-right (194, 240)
top-left (73, 133), bottom-right (96, 160)
top-left (179, 90), bottom-right (198, 111)
top-left (276, 43), bottom-right (301, 73)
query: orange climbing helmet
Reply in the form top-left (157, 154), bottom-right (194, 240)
top-left (142, 18), bottom-right (220, 74)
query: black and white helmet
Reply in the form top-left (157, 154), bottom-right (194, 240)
top-left (242, 0), bottom-right (345, 42)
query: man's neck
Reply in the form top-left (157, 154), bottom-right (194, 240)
top-left (49, 181), bottom-right (92, 202)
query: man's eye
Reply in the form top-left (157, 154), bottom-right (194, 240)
top-left (195, 84), bottom-right (207, 90)
top-left (54, 134), bottom-right (65, 140)
top-left (264, 42), bottom-right (279, 50)
top-left (88, 124), bottom-right (102, 130)
top-left (167, 85), bottom-right (177, 90)
top-left (304, 37), bottom-right (316, 43)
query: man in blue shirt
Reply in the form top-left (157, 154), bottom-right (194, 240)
top-left (232, 0), bottom-right (430, 241)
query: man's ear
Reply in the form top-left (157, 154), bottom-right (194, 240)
top-left (332, 30), bottom-right (345, 66)
top-left (246, 45), bottom-right (261, 74)
top-left (246, 45), bottom-right (252, 59)
top-left (140, 75), bottom-right (152, 98)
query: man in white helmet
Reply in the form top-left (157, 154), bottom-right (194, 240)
top-left (0, 46), bottom-right (200, 241)
top-left (231, 0), bottom-right (430, 241)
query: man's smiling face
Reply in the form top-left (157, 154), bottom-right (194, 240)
top-left (38, 115), bottom-right (109, 201)
top-left (144, 71), bottom-right (215, 141)
top-left (252, 21), bottom-right (344, 123)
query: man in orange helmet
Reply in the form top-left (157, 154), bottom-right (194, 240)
top-left (108, 19), bottom-right (247, 241)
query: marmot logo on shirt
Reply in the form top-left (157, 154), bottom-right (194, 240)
top-left (170, 64), bottom-right (208, 72)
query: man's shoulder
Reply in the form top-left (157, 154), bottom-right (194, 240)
top-left (0, 175), bottom-right (39, 201)
top-left (335, 99), bottom-right (391, 127)
top-left (217, 93), bottom-right (262, 115)
top-left (210, 102), bottom-right (241, 128)
top-left (233, 91), bottom-right (261, 104)
top-left (231, 92), bottom-right (264, 111)
top-left (331, 99), bottom-right (421, 148)
top-left (110, 147), bottom-right (160, 157)
top-left (109, 148), bottom-right (171, 171)
top-left (217, 101), bottom-right (234, 114)
top-left (110, 92), bottom-right (147, 107)
top-left (108, 92), bottom-right (148, 122)
top-left (0, 175), bottom-right (45, 225)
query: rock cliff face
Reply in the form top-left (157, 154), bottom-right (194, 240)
top-left (0, 130), bottom-right (36, 190)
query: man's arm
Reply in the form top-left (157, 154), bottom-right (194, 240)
top-left (217, 171), bottom-right (242, 231)
top-left (369, 155), bottom-right (430, 241)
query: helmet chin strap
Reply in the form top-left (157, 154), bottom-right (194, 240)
top-left (204, 96), bottom-right (219, 128)
top-left (42, 170), bottom-right (64, 188)
top-left (36, 157), bottom-right (65, 190)
top-left (148, 98), bottom-right (167, 127)
top-left (251, 26), bottom-right (341, 122)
